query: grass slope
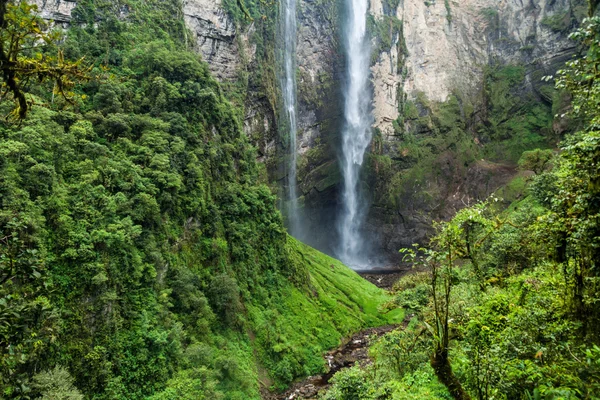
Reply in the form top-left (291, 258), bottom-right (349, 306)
top-left (248, 237), bottom-right (404, 392)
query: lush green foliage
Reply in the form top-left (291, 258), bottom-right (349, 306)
top-left (0, 1), bottom-right (89, 120)
top-left (220, 0), bottom-right (279, 111)
top-left (325, 196), bottom-right (600, 399)
top-left (518, 149), bottom-right (554, 175)
top-left (367, 14), bottom-right (404, 64)
top-left (368, 61), bottom-right (557, 215)
top-left (0, 1), bottom-right (400, 398)
top-left (324, 15), bottom-right (600, 400)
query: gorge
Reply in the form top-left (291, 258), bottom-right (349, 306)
top-left (2, 0), bottom-right (599, 398)
top-left (30, 0), bottom-right (584, 265)
top-left (173, 0), bottom-right (584, 264)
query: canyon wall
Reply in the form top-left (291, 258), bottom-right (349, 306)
top-left (364, 0), bottom-right (583, 259)
top-left (372, 0), bottom-right (580, 137)
top-left (33, 0), bottom-right (584, 262)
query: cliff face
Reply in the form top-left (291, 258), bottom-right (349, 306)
top-left (370, 0), bottom-right (581, 137)
top-left (182, 0), bottom-right (247, 81)
top-left (34, 0), bottom-right (583, 261)
top-left (32, 0), bottom-right (76, 23)
top-left (361, 0), bottom-right (583, 259)
top-left (293, 0), bottom-right (343, 251)
top-left (181, 0), bottom-right (279, 174)
top-left (173, 0), bottom-right (580, 143)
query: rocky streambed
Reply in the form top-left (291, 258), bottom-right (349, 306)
top-left (357, 267), bottom-right (409, 290)
top-left (264, 325), bottom-right (398, 400)
top-left (261, 267), bottom-right (408, 399)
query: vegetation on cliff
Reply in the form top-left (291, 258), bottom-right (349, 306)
top-left (0, 1), bottom-right (401, 398)
top-left (2, 0), bottom-right (599, 399)
top-left (323, 12), bottom-right (600, 400)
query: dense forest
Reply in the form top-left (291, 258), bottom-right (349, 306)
top-left (0, 0), bottom-right (402, 398)
top-left (0, 0), bottom-right (599, 399)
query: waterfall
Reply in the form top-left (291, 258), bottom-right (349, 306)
top-left (281, 0), bottom-right (300, 236)
top-left (338, 0), bottom-right (373, 267)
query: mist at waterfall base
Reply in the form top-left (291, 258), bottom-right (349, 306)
top-left (336, 0), bottom-right (373, 269)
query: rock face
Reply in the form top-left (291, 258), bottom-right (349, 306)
top-left (370, 0), bottom-right (581, 136)
top-left (362, 0), bottom-right (581, 260)
top-left (292, 0), bottom-right (343, 252)
top-left (182, 0), bottom-right (252, 81)
top-left (371, 45), bottom-right (402, 140)
top-left (31, 0), bottom-right (77, 23)
top-left (177, 0), bottom-right (580, 260)
top-left (366, 159), bottom-right (521, 260)
top-left (296, 0), bottom-right (340, 156)
top-left (31, 0), bottom-right (582, 262)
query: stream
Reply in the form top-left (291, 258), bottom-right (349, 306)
top-left (261, 265), bottom-right (411, 400)
top-left (260, 268), bottom-right (408, 399)
top-left (268, 325), bottom-right (399, 400)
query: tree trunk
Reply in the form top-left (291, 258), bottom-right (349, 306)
top-left (589, 0), bottom-right (599, 16)
top-left (431, 348), bottom-right (472, 400)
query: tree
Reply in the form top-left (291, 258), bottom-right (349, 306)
top-left (31, 366), bottom-right (84, 400)
top-left (402, 223), bottom-right (473, 400)
top-left (518, 149), bottom-right (554, 175)
top-left (0, 0), bottom-right (89, 121)
top-left (400, 200), bottom-right (515, 400)
top-left (535, 15), bottom-right (600, 329)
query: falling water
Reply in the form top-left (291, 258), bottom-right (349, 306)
top-left (338, 0), bottom-right (373, 266)
top-left (281, 0), bottom-right (300, 236)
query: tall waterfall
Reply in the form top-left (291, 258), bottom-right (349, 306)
top-left (281, 0), bottom-right (300, 236)
top-left (338, 0), bottom-right (373, 266)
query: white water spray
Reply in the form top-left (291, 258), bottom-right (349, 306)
top-left (281, 0), bottom-right (300, 236)
top-left (338, 0), bottom-right (373, 266)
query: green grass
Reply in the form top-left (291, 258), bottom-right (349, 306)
top-left (292, 238), bottom-right (404, 325)
top-left (248, 237), bottom-right (404, 391)
top-left (151, 237), bottom-right (403, 398)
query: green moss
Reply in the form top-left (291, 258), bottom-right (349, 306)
top-left (540, 11), bottom-right (572, 33)
top-left (493, 175), bottom-right (528, 205)
top-left (368, 65), bottom-right (556, 212)
top-left (382, 0), bottom-right (401, 13)
top-left (249, 238), bottom-right (404, 390)
top-left (221, 0), bottom-right (279, 116)
top-left (298, 142), bottom-right (331, 180)
top-left (479, 65), bottom-right (554, 162)
top-left (445, 0), bottom-right (452, 23)
top-left (301, 160), bottom-right (341, 193)
top-left (403, 99), bottom-right (420, 120)
top-left (368, 14), bottom-right (403, 63)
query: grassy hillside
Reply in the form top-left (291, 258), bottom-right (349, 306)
top-left (248, 238), bottom-right (404, 393)
top-left (0, 1), bottom-right (401, 398)
top-left (149, 237), bottom-right (403, 399)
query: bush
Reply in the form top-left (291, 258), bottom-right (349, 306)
top-left (31, 367), bottom-right (84, 400)
top-left (207, 274), bottom-right (244, 328)
top-left (518, 149), bottom-right (554, 175)
top-left (321, 366), bottom-right (374, 400)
